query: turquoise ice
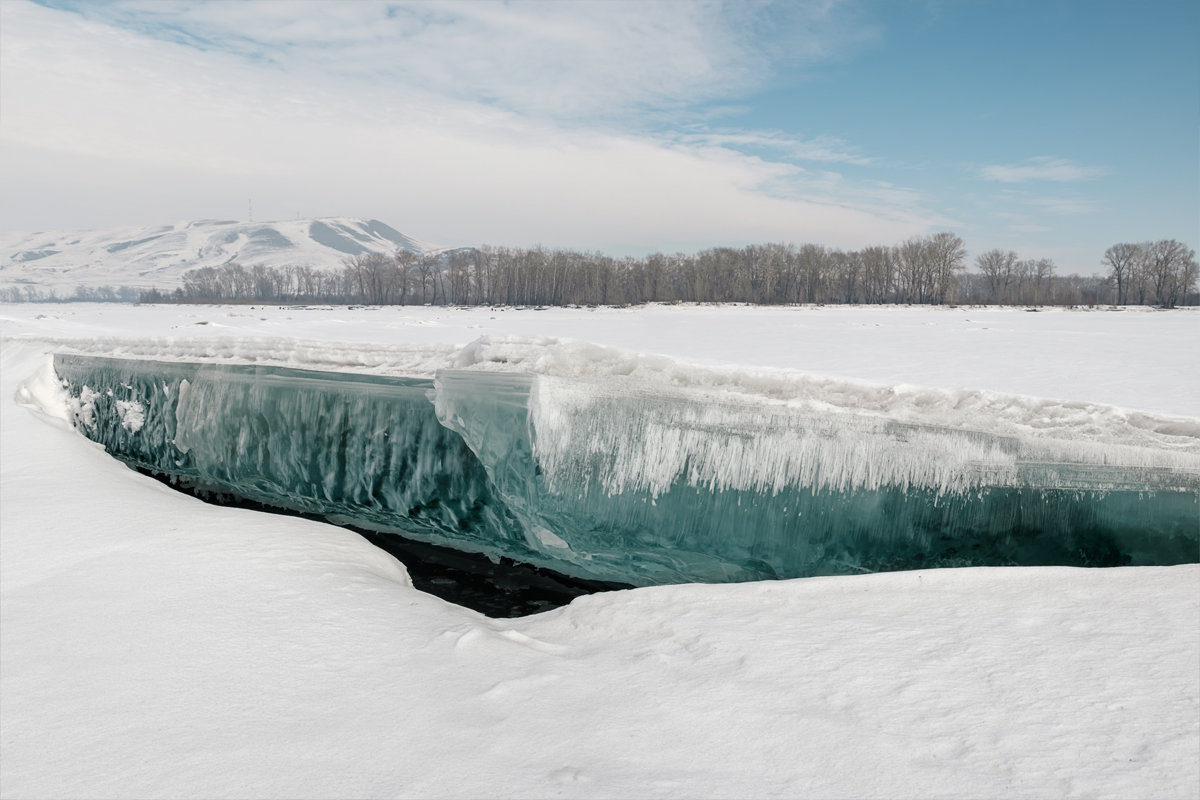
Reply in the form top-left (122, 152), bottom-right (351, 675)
top-left (54, 354), bottom-right (1199, 586)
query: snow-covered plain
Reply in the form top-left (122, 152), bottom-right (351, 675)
top-left (2, 302), bottom-right (1198, 799)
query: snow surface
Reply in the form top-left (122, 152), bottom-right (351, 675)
top-left (0, 217), bottom-right (430, 293)
top-left (2, 302), bottom-right (1198, 799)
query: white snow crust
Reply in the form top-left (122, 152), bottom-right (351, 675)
top-left (2, 302), bottom-right (1198, 799)
top-left (15, 303), bottom-right (1199, 496)
top-left (522, 373), bottom-right (1198, 497)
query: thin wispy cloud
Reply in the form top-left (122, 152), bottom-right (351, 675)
top-left (38, 0), bottom-right (860, 121)
top-left (995, 191), bottom-right (1102, 216)
top-left (980, 157), bottom-right (1109, 183)
top-left (676, 130), bottom-right (876, 166)
top-left (1026, 196), bottom-right (1102, 216)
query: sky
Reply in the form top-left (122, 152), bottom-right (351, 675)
top-left (0, 0), bottom-right (1196, 273)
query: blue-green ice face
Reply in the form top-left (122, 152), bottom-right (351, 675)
top-left (55, 354), bottom-right (1199, 587)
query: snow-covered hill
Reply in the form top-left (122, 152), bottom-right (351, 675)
top-left (0, 218), bottom-right (433, 292)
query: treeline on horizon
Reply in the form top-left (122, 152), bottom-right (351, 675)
top-left (5, 234), bottom-right (1197, 308)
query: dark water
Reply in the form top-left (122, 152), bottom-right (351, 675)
top-left (142, 468), bottom-right (630, 617)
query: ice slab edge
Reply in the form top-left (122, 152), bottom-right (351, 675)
top-left (54, 354), bottom-right (1200, 586)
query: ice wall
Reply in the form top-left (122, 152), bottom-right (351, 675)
top-left (53, 355), bottom-right (543, 569)
top-left (55, 354), bottom-right (1199, 587)
top-left (436, 371), bottom-right (1199, 583)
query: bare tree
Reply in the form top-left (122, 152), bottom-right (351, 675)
top-left (1179, 255), bottom-right (1199, 306)
top-left (1032, 258), bottom-right (1056, 305)
top-left (1144, 239), bottom-right (1195, 308)
top-left (975, 249), bottom-right (1018, 303)
top-left (1102, 243), bottom-right (1142, 305)
top-left (859, 245), bottom-right (894, 303)
top-left (925, 232), bottom-right (967, 303)
top-left (893, 238), bottom-right (923, 303)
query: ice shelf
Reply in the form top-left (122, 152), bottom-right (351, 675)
top-left (54, 354), bottom-right (1199, 586)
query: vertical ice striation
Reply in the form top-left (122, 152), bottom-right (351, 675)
top-left (55, 354), bottom-right (1199, 587)
top-left (53, 355), bottom-right (540, 567)
top-left (435, 370), bottom-right (1200, 584)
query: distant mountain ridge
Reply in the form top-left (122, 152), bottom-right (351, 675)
top-left (0, 217), bottom-right (434, 292)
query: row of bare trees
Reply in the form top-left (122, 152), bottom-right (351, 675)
top-left (155, 233), bottom-right (980, 306)
top-left (969, 251), bottom-right (1059, 305)
top-left (1101, 240), bottom-right (1197, 308)
top-left (0, 284), bottom-right (143, 303)
top-left (11, 235), bottom-right (1193, 307)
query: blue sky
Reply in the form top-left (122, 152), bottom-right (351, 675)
top-left (1, 0), bottom-right (1195, 274)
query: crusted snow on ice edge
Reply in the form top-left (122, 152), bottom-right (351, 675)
top-left (35, 332), bottom-right (1200, 463)
top-left (524, 375), bottom-right (1200, 496)
top-left (34, 334), bottom-right (458, 379)
top-left (449, 336), bottom-right (1200, 464)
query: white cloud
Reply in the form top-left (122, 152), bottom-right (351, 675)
top-left (980, 157), bottom-right (1109, 183)
top-left (0, 1), bottom-right (938, 253)
top-left (1014, 194), bottom-right (1102, 216)
top-left (41, 0), bottom-right (865, 121)
top-left (676, 130), bottom-right (876, 165)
